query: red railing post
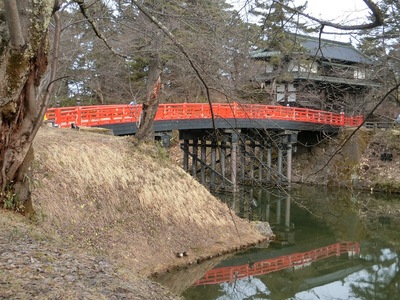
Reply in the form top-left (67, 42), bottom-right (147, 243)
top-left (55, 108), bottom-right (61, 126)
top-left (340, 110), bottom-right (345, 126)
top-left (336, 243), bottom-right (342, 256)
top-left (233, 101), bottom-right (238, 118)
top-left (76, 106), bottom-right (81, 126)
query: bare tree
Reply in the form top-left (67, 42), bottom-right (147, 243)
top-left (0, 1), bottom-right (61, 212)
top-left (0, 0), bottom-right (386, 212)
top-left (135, 32), bottom-right (163, 140)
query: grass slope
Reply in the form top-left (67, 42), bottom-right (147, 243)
top-left (32, 127), bottom-right (266, 276)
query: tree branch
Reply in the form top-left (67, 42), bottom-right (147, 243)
top-left (283, 0), bottom-right (384, 31)
top-left (30, 1), bottom-right (62, 142)
top-left (74, 0), bottom-right (128, 59)
top-left (130, 0), bottom-right (216, 128)
top-left (312, 83), bottom-right (400, 177)
top-left (4, 0), bottom-right (25, 48)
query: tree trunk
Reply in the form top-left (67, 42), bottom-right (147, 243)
top-left (135, 56), bottom-right (162, 141)
top-left (0, 1), bottom-right (57, 213)
top-left (135, 32), bottom-right (164, 141)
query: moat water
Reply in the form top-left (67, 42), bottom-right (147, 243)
top-left (156, 186), bottom-right (400, 299)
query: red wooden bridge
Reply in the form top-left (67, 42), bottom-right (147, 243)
top-left (45, 103), bottom-right (363, 188)
top-left (45, 103), bottom-right (363, 135)
top-left (193, 242), bottom-right (360, 286)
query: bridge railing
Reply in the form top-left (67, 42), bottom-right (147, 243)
top-left (46, 105), bottom-right (142, 127)
top-left (45, 103), bottom-right (364, 128)
top-left (193, 241), bottom-right (360, 286)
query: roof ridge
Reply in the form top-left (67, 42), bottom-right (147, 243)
top-left (290, 33), bottom-right (352, 46)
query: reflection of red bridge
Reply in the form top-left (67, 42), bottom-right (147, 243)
top-left (45, 103), bottom-right (363, 132)
top-left (193, 242), bottom-right (360, 286)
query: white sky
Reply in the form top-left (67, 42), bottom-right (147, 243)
top-left (228, 0), bottom-right (373, 42)
top-left (228, 0), bottom-right (370, 21)
top-left (300, 0), bottom-right (370, 23)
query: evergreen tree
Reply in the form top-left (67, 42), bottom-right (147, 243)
top-left (357, 0), bottom-right (400, 108)
top-left (53, 0), bottom-right (248, 106)
top-left (249, 0), bottom-right (315, 52)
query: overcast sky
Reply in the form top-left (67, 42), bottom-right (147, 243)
top-left (299, 0), bottom-right (369, 22)
top-left (228, 0), bottom-right (369, 20)
top-left (228, 0), bottom-right (372, 42)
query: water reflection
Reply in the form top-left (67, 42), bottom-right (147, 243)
top-left (193, 242), bottom-right (360, 286)
top-left (159, 186), bottom-right (400, 299)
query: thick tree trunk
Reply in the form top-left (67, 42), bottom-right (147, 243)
top-left (135, 56), bottom-right (162, 141)
top-left (0, 1), bottom-right (57, 213)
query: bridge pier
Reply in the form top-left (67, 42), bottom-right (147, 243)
top-left (179, 129), bottom-right (298, 192)
top-left (230, 131), bottom-right (239, 192)
top-left (258, 140), bottom-right (264, 182)
top-left (277, 147), bottom-right (283, 184)
top-left (192, 139), bottom-right (198, 178)
top-left (182, 139), bottom-right (189, 172)
top-left (201, 140), bottom-right (207, 185)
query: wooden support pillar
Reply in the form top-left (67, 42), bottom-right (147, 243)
top-left (277, 147), bottom-right (283, 183)
top-left (266, 145), bottom-right (272, 182)
top-left (210, 140), bottom-right (217, 190)
top-left (200, 140), bottom-right (206, 185)
top-left (183, 139), bottom-right (189, 172)
top-left (240, 188), bottom-right (245, 217)
top-left (249, 140), bottom-right (255, 182)
top-left (249, 188), bottom-right (255, 218)
top-left (285, 132), bottom-right (297, 187)
top-left (276, 198), bottom-right (281, 224)
top-left (265, 190), bottom-right (270, 222)
top-left (285, 195), bottom-right (291, 228)
top-left (220, 141), bottom-right (226, 179)
top-left (258, 141), bottom-right (263, 182)
top-left (231, 132), bottom-right (238, 192)
top-left (282, 131), bottom-right (297, 187)
top-left (192, 139), bottom-right (198, 178)
top-left (286, 143), bottom-right (292, 187)
top-left (231, 192), bottom-right (238, 210)
top-left (240, 142), bottom-right (246, 182)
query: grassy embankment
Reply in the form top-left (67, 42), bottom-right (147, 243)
top-left (30, 127), bottom-right (267, 277)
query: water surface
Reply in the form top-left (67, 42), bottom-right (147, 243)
top-left (161, 186), bottom-right (400, 299)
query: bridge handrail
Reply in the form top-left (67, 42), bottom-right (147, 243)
top-left (45, 103), bottom-right (364, 128)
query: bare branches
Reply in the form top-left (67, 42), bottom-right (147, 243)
top-left (283, 0), bottom-right (384, 31)
top-left (131, 0), bottom-right (216, 127)
top-left (313, 83), bottom-right (400, 177)
top-left (4, 0), bottom-right (25, 48)
top-left (74, 0), bottom-right (128, 59)
top-left (30, 2), bottom-right (62, 143)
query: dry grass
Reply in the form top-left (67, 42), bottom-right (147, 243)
top-left (32, 127), bottom-right (265, 276)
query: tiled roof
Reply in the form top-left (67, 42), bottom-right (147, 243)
top-left (299, 36), bottom-right (371, 64)
top-left (251, 35), bottom-right (372, 64)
